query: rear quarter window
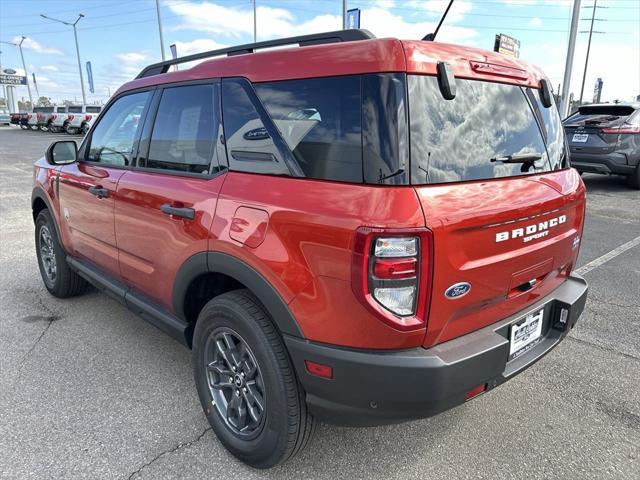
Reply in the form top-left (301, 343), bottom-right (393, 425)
top-left (409, 76), bottom-right (550, 184)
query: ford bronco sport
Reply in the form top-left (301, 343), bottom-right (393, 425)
top-left (32, 30), bottom-right (588, 468)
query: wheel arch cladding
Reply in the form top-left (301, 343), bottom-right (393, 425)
top-left (31, 188), bottom-right (64, 246)
top-left (172, 252), bottom-right (305, 344)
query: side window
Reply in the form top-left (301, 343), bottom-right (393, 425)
top-left (221, 79), bottom-right (290, 176)
top-left (87, 91), bottom-right (150, 166)
top-left (144, 84), bottom-right (220, 175)
top-left (254, 76), bottom-right (362, 182)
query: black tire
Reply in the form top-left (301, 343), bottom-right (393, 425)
top-left (50, 125), bottom-right (60, 133)
top-left (80, 122), bottom-right (90, 135)
top-left (35, 209), bottom-right (89, 298)
top-left (63, 122), bottom-right (77, 135)
top-left (627, 165), bottom-right (640, 190)
top-left (29, 124), bottom-right (39, 131)
top-left (193, 289), bottom-right (315, 469)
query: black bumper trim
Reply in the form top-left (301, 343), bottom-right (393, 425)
top-left (570, 152), bottom-right (634, 175)
top-left (285, 274), bottom-right (588, 426)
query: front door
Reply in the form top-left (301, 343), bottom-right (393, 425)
top-left (115, 82), bottom-right (226, 309)
top-left (58, 90), bottom-right (152, 277)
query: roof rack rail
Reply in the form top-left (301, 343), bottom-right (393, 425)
top-left (136, 29), bottom-right (376, 79)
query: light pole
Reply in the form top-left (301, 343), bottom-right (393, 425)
top-left (253, 0), bottom-right (257, 42)
top-left (155, 0), bottom-right (166, 61)
top-left (1, 37), bottom-right (34, 107)
top-left (40, 13), bottom-right (86, 105)
top-left (560, 0), bottom-right (581, 118)
top-left (342, 0), bottom-right (347, 29)
top-left (579, 0), bottom-right (603, 104)
top-left (0, 49), bottom-right (5, 103)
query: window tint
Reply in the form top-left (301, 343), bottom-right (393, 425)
top-left (222, 79), bottom-right (290, 176)
top-left (87, 91), bottom-right (149, 166)
top-left (409, 76), bottom-right (550, 184)
top-left (55, 106), bottom-right (67, 113)
top-left (255, 76), bottom-right (362, 182)
top-left (144, 84), bottom-right (219, 175)
top-left (68, 106), bottom-right (83, 113)
top-left (564, 105), bottom-right (637, 127)
top-left (86, 106), bottom-right (101, 113)
top-left (362, 74), bottom-right (408, 184)
top-left (527, 88), bottom-right (567, 170)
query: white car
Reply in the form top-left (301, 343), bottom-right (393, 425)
top-left (39, 106), bottom-right (67, 131)
top-left (64, 105), bottom-right (102, 134)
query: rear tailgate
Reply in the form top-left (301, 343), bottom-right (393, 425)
top-left (564, 105), bottom-right (637, 154)
top-left (416, 170), bottom-right (585, 347)
top-left (407, 74), bottom-right (586, 348)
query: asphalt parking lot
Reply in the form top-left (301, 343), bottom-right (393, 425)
top-left (0, 125), bottom-right (638, 480)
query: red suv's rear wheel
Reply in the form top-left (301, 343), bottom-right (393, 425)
top-left (192, 289), bottom-right (315, 468)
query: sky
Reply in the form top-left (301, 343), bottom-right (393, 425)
top-left (1, 0), bottom-right (638, 105)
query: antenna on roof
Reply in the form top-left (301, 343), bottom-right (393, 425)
top-left (422, 0), bottom-right (454, 41)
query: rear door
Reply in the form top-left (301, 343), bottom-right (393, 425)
top-left (408, 76), bottom-right (585, 347)
top-left (58, 90), bottom-right (151, 277)
top-left (115, 82), bottom-right (226, 309)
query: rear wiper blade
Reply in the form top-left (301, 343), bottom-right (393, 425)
top-left (490, 154), bottom-right (542, 164)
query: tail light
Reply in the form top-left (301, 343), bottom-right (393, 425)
top-left (602, 125), bottom-right (640, 134)
top-left (67, 115), bottom-right (74, 121)
top-left (37, 113), bottom-right (42, 119)
top-left (51, 114), bottom-right (57, 120)
top-left (85, 115), bottom-right (92, 121)
top-left (27, 114), bottom-right (32, 119)
top-left (352, 227), bottom-right (433, 331)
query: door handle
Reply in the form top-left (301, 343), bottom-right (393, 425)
top-left (161, 203), bottom-right (195, 220)
top-left (88, 185), bottom-right (109, 198)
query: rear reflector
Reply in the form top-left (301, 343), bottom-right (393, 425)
top-left (305, 360), bottom-right (333, 379)
top-left (373, 258), bottom-right (417, 279)
top-left (465, 383), bottom-right (487, 401)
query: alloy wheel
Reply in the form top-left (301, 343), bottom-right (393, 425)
top-left (39, 225), bottom-right (57, 283)
top-left (205, 328), bottom-right (266, 439)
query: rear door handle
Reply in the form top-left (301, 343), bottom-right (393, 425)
top-left (88, 185), bottom-right (109, 198)
top-left (160, 204), bottom-right (195, 220)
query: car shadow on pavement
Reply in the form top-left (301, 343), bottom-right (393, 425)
top-left (581, 172), bottom-right (635, 195)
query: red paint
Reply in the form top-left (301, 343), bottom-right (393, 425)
top-left (33, 36), bottom-right (583, 353)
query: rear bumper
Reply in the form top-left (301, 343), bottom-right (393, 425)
top-left (286, 274), bottom-right (588, 426)
top-left (570, 151), bottom-right (634, 175)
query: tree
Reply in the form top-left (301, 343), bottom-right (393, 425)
top-left (37, 96), bottom-right (52, 107)
top-left (18, 100), bottom-right (32, 112)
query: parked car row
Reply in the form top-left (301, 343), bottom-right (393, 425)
top-left (9, 105), bottom-right (102, 135)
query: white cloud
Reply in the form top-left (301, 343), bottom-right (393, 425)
top-left (40, 65), bottom-right (59, 72)
top-left (171, 39), bottom-right (228, 56)
top-left (529, 17), bottom-right (543, 27)
top-left (501, 0), bottom-right (536, 6)
top-left (168, 1), bottom-right (476, 43)
top-left (115, 52), bottom-right (149, 64)
top-left (407, 1), bottom-right (473, 22)
top-left (12, 36), bottom-right (63, 55)
top-left (359, 7), bottom-right (477, 43)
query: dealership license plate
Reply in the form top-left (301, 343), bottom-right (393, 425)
top-left (572, 133), bottom-right (589, 143)
top-left (509, 309), bottom-right (544, 360)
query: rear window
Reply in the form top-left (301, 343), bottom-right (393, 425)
top-left (68, 106), bottom-right (83, 113)
top-left (409, 76), bottom-right (550, 184)
top-left (564, 105), bottom-right (636, 127)
top-left (86, 106), bottom-right (101, 113)
top-left (34, 107), bottom-right (54, 113)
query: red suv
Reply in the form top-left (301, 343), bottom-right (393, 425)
top-left (32, 30), bottom-right (588, 468)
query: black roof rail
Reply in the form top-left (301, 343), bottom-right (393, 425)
top-left (136, 29), bottom-right (376, 79)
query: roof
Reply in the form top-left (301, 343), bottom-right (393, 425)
top-left (116, 35), bottom-right (548, 96)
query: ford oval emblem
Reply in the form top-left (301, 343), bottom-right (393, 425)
top-left (445, 282), bottom-right (471, 299)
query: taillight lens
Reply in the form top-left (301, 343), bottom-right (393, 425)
top-left (85, 115), bottom-right (91, 121)
top-left (352, 228), bottom-right (433, 331)
top-left (51, 114), bottom-right (57, 120)
top-left (602, 125), bottom-right (640, 134)
top-left (27, 114), bottom-right (32, 119)
top-left (68, 115), bottom-right (74, 121)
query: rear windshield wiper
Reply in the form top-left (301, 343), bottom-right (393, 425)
top-left (490, 154), bottom-right (542, 164)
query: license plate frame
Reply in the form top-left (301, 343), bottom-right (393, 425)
top-left (572, 133), bottom-right (589, 143)
top-left (509, 308), bottom-right (544, 360)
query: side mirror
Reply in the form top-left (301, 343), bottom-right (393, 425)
top-left (46, 141), bottom-right (77, 165)
top-left (436, 62), bottom-right (456, 100)
top-left (540, 78), bottom-right (553, 108)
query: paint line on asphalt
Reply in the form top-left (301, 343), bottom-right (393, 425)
top-left (575, 235), bottom-right (640, 276)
